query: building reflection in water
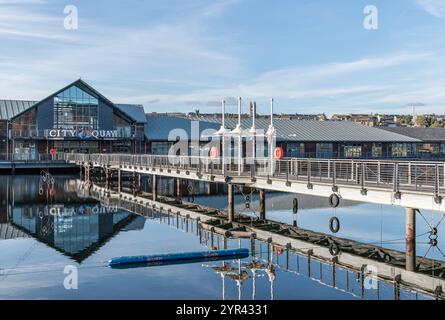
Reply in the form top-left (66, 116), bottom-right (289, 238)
top-left (0, 175), bottom-right (145, 262)
top-left (0, 175), bottom-right (438, 300)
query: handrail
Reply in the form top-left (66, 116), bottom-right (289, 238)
top-left (64, 153), bottom-right (445, 198)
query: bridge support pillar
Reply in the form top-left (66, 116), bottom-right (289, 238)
top-left (228, 184), bottom-right (234, 222)
top-left (176, 178), bottom-right (182, 200)
top-left (105, 167), bottom-right (110, 190)
top-left (259, 190), bottom-right (266, 220)
top-left (153, 174), bottom-right (158, 201)
top-left (117, 169), bottom-right (121, 193)
top-left (405, 207), bottom-right (416, 272)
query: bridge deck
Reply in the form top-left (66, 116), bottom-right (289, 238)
top-left (66, 153), bottom-right (445, 212)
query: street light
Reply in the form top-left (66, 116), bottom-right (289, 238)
top-left (230, 97), bottom-right (243, 176)
top-left (266, 98), bottom-right (276, 176)
top-left (216, 100), bottom-right (229, 175)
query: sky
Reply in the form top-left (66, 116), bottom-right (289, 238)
top-left (0, 0), bottom-right (444, 115)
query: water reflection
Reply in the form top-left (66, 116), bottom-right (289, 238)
top-left (0, 175), bottom-right (145, 263)
top-left (0, 175), bottom-right (440, 300)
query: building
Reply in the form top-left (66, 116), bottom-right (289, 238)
top-left (331, 114), bottom-right (377, 127)
top-left (383, 127), bottom-right (445, 159)
top-left (145, 114), bottom-right (421, 159)
top-left (0, 79), bottom-right (146, 159)
top-left (2, 79), bottom-right (445, 161)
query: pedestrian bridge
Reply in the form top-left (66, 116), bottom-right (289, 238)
top-left (64, 153), bottom-right (445, 213)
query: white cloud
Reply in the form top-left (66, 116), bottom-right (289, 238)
top-left (417, 0), bottom-right (445, 18)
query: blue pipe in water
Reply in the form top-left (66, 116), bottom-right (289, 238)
top-left (108, 248), bottom-right (249, 267)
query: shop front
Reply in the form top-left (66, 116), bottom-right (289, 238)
top-left (8, 79), bottom-right (142, 159)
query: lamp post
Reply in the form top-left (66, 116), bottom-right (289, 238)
top-left (216, 100), bottom-right (229, 175)
top-left (266, 98), bottom-right (276, 176)
top-left (231, 97), bottom-right (243, 176)
top-left (248, 101), bottom-right (257, 165)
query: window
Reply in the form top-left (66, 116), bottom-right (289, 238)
top-left (12, 108), bottom-right (37, 137)
top-left (114, 114), bottom-right (132, 138)
top-left (344, 145), bottom-right (362, 158)
top-left (152, 142), bottom-right (173, 155)
top-left (287, 143), bottom-right (305, 158)
top-left (372, 143), bottom-right (382, 158)
top-left (391, 143), bottom-right (414, 158)
top-left (54, 85), bottom-right (99, 130)
top-left (316, 143), bottom-right (333, 158)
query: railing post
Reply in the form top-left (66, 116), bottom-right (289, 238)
top-left (408, 162), bottom-right (412, 185)
top-left (307, 160), bottom-right (312, 189)
top-left (377, 161), bottom-right (381, 184)
top-left (351, 160), bottom-right (354, 181)
top-left (332, 160), bottom-right (336, 189)
top-left (327, 160), bottom-right (331, 179)
top-left (393, 163), bottom-right (399, 196)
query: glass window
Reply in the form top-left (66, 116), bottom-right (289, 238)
top-left (152, 142), bottom-right (173, 155)
top-left (287, 143), bottom-right (305, 158)
top-left (344, 145), bottom-right (362, 158)
top-left (391, 143), bottom-right (414, 158)
top-left (53, 85), bottom-right (99, 130)
top-left (316, 143), bottom-right (333, 158)
top-left (372, 143), bottom-right (382, 158)
top-left (114, 114), bottom-right (132, 138)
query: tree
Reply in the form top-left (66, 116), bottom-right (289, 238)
top-left (416, 116), bottom-right (428, 128)
top-left (400, 115), bottom-right (413, 126)
top-left (431, 121), bottom-right (442, 128)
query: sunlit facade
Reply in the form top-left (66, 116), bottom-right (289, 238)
top-left (1, 79), bottom-right (146, 159)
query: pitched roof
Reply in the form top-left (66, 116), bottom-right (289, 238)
top-left (145, 114), bottom-right (220, 141)
top-left (382, 127), bottom-right (445, 142)
top-left (185, 116), bottom-right (420, 143)
top-left (0, 100), bottom-right (38, 120)
top-left (115, 104), bottom-right (147, 124)
top-left (0, 80), bottom-right (145, 124)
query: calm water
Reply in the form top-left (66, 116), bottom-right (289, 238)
top-left (0, 175), bottom-right (441, 300)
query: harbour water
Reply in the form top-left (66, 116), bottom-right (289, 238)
top-left (0, 175), bottom-right (442, 300)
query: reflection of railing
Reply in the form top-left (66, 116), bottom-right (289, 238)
top-left (66, 153), bottom-right (445, 198)
top-left (86, 186), bottom-right (434, 300)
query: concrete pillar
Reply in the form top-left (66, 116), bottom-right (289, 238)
top-left (259, 189), bottom-right (266, 220)
top-left (105, 168), bottom-right (110, 190)
top-left (152, 174), bottom-right (157, 201)
top-left (405, 207), bottom-right (416, 271)
top-left (117, 169), bottom-right (121, 193)
top-left (228, 184), bottom-right (234, 222)
top-left (176, 178), bottom-right (182, 200)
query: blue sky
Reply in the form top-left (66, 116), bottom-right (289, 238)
top-left (0, 0), bottom-right (444, 115)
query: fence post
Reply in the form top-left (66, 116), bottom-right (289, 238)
top-left (327, 160), bottom-right (331, 179)
top-left (408, 162), bottom-right (412, 185)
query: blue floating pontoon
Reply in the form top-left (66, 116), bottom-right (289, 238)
top-left (108, 248), bottom-right (249, 267)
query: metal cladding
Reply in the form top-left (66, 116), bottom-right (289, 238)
top-left (0, 100), bottom-right (38, 120)
top-left (185, 116), bottom-right (421, 143)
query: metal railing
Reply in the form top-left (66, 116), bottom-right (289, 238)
top-left (0, 153), bottom-right (67, 162)
top-left (64, 153), bottom-right (445, 197)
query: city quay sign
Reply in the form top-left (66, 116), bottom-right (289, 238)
top-left (46, 129), bottom-right (119, 140)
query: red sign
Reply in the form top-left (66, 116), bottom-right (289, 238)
top-left (209, 147), bottom-right (219, 159)
top-left (274, 147), bottom-right (284, 160)
top-left (50, 149), bottom-right (57, 156)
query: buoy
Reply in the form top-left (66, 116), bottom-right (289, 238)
top-left (329, 217), bottom-right (341, 233)
top-left (292, 198), bottom-right (298, 214)
top-left (108, 248), bottom-right (249, 267)
top-left (329, 194), bottom-right (340, 208)
top-left (274, 147), bottom-right (284, 160)
top-left (209, 147), bottom-right (219, 159)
